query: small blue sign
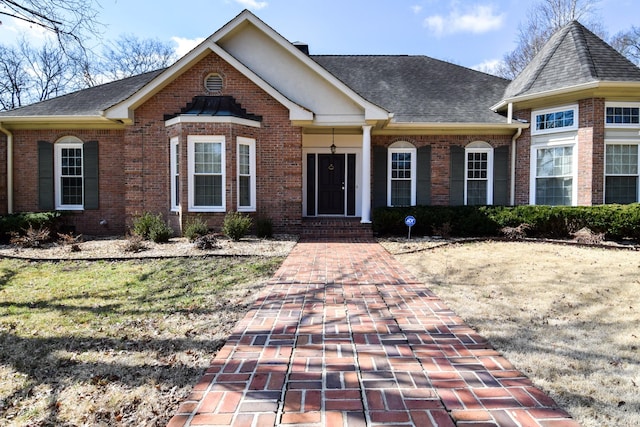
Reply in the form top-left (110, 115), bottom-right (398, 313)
top-left (404, 215), bottom-right (416, 227)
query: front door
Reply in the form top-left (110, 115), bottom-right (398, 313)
top-left (317, 154), bottom-right (345, 215)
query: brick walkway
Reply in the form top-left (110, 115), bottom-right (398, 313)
top-left (168, 240), bottom-right (579, 427)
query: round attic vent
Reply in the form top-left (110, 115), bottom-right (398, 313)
top-left (204, 73), bottom-right (223, 92)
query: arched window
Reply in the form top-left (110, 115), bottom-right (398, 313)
top-left (465, 141), bottom-right (493, 205)
top-left (387, 141), bottom-right (416, 206)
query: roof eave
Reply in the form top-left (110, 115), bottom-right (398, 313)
top-left (378, 121), bottom-right (528, 136)
top-left (493, 81), bottom-right (640, 111)
top-left (0, 115), bottom-right (122, 129)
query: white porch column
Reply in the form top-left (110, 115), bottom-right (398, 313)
top-left (361, 125), bottom-right (372, 223)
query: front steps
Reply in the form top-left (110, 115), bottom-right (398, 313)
top-left (300, 217), bottom-right (374, 240)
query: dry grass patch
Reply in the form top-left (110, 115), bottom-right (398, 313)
top-left (0, 256), bottom-right (283, 426)
top-left (386, 240), bottom-right (640, 427)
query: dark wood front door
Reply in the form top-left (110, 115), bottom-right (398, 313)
top-left (317, 154), bottom-right (345, 215)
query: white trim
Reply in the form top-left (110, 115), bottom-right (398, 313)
top-left (605, 101), bottom-right (640, 129)
top-left (531, 104), bottom-right (578, 135)
top-left (170, 137), bottom-right (180, 212)
top-left (237, 137), bottom-right (256, 212)
top-left (464, 143), bottom-right (494, 205)
top-left (529, 136), bottom-right (578, 206)
top-left (165, 115), bottom-right (261, 128)
top-left (54, 138), bottom-right (84, 210)
top-left (387, 142), bottom-right (417, 207)
top-left (361, 125), bottom-right (372, 223)
top-left (187, 135), bottom-right (226, 212)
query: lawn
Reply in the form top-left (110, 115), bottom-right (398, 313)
top-left (0, 256), bottom-right (282, 426)
top-left (387, 240), bottom-right (640, 427)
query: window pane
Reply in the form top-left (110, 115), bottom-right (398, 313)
top-left (391, 180), bottom-right (411, 206)
top-left (194, 175), bottom-right (222, 206)
top-left (536, 177), bottom-right (572, 205)
top-left (606, 145), bottom-right (638, 175)
top-left (195, 142), bottom-right (221, 174)
top-left (536, 147), bottom-right (573, 177)
top-left (606, 106), bottom-right (640, 125)
top-left (535, 109), bottom-right (575, 131)
top-left (239, 144), bottom-right (250, 175)
top-left (391, 152), bottom-right (411, 179)
top-left (605, 176), bottom-right (638, 204)
top-left (467, 180), bottom-right (487, 206)
top-left (61, 177), bottom-right (83, 205)
top-left (239, 175), bottom-right (251, 207)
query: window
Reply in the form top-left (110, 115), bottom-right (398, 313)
top-left (532, 105), bottom-right (578, 135)
top-left (532, 145), bottom-right (575, 205)
top-left (388, 142), bottom-right (416, 206)
top-left (465, 142), bottom-right (493, 205)
top-left (55, 138), bottom-right (84, 210)
top-left (605, 102), bottom-right (640, 127)
top-left (237, 137), bottom-right (256, 211)
top-left (170, 138), bottom-right (180, 211)
top-left (605, 144), bottom-right (639, 203)
top-left (188, 135), bottom-right (225, 211)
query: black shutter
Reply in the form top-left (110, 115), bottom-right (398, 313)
top-left (417, 145), bottom-right (431, 205)
top-left (83, 141), bottom-right (99, 210)
top-left (373, 146), bottom-right (387, 208)
top-left (38, 141), bottom-right (54, 210)
top-left (449, 145), bottom-right (465, 206)
top-left (306, 154), bottom-right (316, 216)
top-left (493, 145), bottom-right (509, 206)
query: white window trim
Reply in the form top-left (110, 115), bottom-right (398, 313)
top-left (604, 102), bottom-right (640, 128)
top-left (464, 145), bottom-right (494, 205)
top-left (604, 141), bottom-right (640, 203)
top-left (54, 139), bottom-right (84, 210)
top-left (237, 137), bottom-right (256, 212)
top-left (529, 138), bottom-right (578, 206)
top-left (531, 104), bottom-right (578, 135)
top-left (187, 135), bottom-right (226, 212)
top-left (387, 143), bottom-right (417, 207)
top-left (170, 137), bottom-right (180, 211)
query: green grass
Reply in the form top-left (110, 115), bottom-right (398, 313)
top-left (0, 256), bottom-right (282, 426)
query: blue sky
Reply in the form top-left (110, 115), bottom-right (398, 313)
top-left (2, 0), bottom-right (640, 73)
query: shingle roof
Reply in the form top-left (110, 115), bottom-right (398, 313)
top-left (0, 69), bottom-right (164, 117)
top-left (312, 55), bottom-right (510, 124)
top-left (504, 21), bottom-right (640, 100)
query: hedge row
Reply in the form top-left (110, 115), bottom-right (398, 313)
top-left (0, 212), bottom-right (63, 243)
top-left (372, 204), bottom-right (640, 241)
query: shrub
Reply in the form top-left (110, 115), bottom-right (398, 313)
top-left (256, 216), bottom-right (273, 239)
top-left (223, 211), bottom-right (253, 241)
top-left (183, 217), bottom-right (209, 242)
top-left (10, 226), bottom-right (51, 248)
top-left (193, 233), bottom-right (219, 250)
top-left (122, 233), bottom-right (146, 253)
top-left (131, 212), bottom-right (159, 239)
top-left (0, 212), bottom-right (62, 243)
top-left (149, 220), bottom-right (173, 243)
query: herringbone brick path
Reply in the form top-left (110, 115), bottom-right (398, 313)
top-left (168, 240), bottom-right (579, 427)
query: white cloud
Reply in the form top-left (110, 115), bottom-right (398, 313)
top-left (172, 36), bottom-right (206, 57)
top-left (472, 58), bottom-right (503, 75)
top-left (424, 4), bottom-right (504, 36)
top-left (234, 0), bottom-right (268, 10)
top-left (411, 5), bottom-right (423, 14)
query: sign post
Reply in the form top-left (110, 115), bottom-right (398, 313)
top-left (404, 215), bottom-right (416, 240)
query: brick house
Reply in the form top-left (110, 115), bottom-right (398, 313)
top-left (1, 11), bottom-right (639, 237)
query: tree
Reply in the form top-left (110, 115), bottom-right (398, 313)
top-left (610, 26), bottom-right (640, 66)
top-left (0, 37), bottom-right (79, 109)
top-left (0, 0), bottom-right (101, 59)
top-left (497, 0), bottom-right (605, 78)
top-left (98, 34), bottom-right (176, 81)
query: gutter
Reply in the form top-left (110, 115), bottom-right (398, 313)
top-left (0, 123), bottom-right (13, 214)
top-left (510, 126), bottom-right (522, 206)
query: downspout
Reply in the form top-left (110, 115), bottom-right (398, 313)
top-left (510, 126), bottom-right (522, 206)
top-left (0, 123), bottom-right (13, 214)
